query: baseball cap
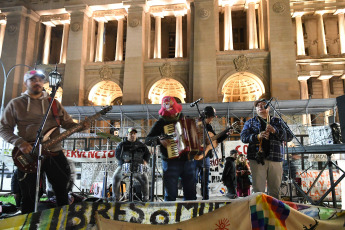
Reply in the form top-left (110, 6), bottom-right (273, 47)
top-left (24, 70), bottom-right (46, 82)
top-left (128, 127), bottom-right (138, 133)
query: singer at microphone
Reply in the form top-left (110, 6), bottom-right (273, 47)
top-left (190, 98), bottom-right (203, 107)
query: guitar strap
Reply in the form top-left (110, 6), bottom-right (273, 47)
top-left (48, 97), bottom-right (61, 126)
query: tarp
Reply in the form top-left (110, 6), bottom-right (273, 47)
top-left (0, 193), bottom-right (344, 229)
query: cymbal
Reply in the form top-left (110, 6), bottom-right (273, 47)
top-left (96, 132), bottom-right (122, 142)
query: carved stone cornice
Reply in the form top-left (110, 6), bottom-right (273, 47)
top-left (150, 3), bottom-right (188, 16)
top-left (92, 9), bottom-right (127, 21)
top-left (41, 13), bottom-right (70, 24)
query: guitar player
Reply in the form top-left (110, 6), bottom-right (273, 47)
top-left (0, 70), bottom-right (89, 214)
top-left (194, 106), bottom-right (232, 200)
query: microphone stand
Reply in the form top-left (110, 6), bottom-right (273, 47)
top-left (194, 102), bottom-right (218, 200)
top-left (150, 138), bottom-right (158, 201)
top-left (33, 82), bottom-right (61, 212)
top-left (102, 137), bottom-right (110, 201)
top-left (265, 100), bottom-right (313, 203)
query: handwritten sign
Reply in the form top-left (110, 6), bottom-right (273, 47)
top-left (298, 170), bottom-right (342, 201)
top-left (64, 150), bottom-right (116, 162)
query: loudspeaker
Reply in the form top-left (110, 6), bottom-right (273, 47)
top-left (336, 95), bottom-right (345, 143)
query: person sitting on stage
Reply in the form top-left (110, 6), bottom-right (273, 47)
top-left (112, 127), bottom-right (151, 202)
top-left (145, 96), bottom-right (196, 201)
top-left (240, 96), bottom-right (292, 199)
top-left (194, 106), bottom-right (230, 200)
top-left (236, 153), bottom-right (251, 197)
top-left (222, 149), bottom-right (238, 199)
top-left (0, 70), bottom-right (89, 214)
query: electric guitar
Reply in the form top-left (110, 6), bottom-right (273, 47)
top-left (194, 122), bottom-right (239, 160)
top-left (12, 106), bottom-right (112, 173)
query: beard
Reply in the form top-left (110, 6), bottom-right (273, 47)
top-left (29, 85), bottom-right (43, 95)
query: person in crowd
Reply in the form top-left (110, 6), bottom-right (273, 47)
top-left (236, 154), bottom-right (251, 197)
top-left (112, 127), bottom-right (151, 202)
top-left (145, 96), bottom-right (196, 201)
top-left (221, 149), bottom-right (238, 199)
top-left (194, 106), bottom-right (230, 200)
top-left (240, 96), bottom-right (293, 199)
top-left (0, 70), bottom-right (89, 214)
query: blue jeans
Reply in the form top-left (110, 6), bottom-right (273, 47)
top-left (194, 158), bottom-right (210, 200)
top-left (162, 160), bottom-right (196, 201)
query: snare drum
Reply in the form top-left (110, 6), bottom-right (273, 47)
top-left (122, 163), bottom-right (149, 174)
top-left (136, 164), bottom-right (149, 174)
top-left (121, 163), bottom-right (132, 175)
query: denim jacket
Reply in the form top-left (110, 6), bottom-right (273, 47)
top-left (240, 116), bottom-right (292, 162)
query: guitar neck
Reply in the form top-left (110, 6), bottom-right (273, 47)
top-left (42, 112), bottom-right (103, 150)
top-left (211, 127), bottom-right (231, 141)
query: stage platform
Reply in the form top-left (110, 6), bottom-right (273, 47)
top-left (0, 193), bottom-right (344, 229)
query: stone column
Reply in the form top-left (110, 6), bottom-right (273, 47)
top-left (258, 0), bottom-right (267, 49)
top-left (295, 15), bottom-right (305, 56)
top-left (316, 12), bottom-right (327, 56)
top-left (0, 6), bottom-right (40, 103)
top-left (338, 12), bottom-right (345, 54)
top-left (224, 4), bottom-right (233, 51)
top-left (42, 24), bottom-right (52, 64)
top-left (247, 1), bottom-right (258, 49)
top-left (298, 77), bottom-right (310, 125)
top-left (320, 78), bottom-right (331, 125)
top-left (175, 14), bottom-right (183, 58)
top-left (267, 0), bottom-right (299, 99)
top-left (0, 22), bottom-right (6, 57)
top-left (115, 18), bottom-right (124, 61)
top-left (153, 15), bottom-right (161, 59)
top-left (95, 20), bottom-right (105, 62)
top-left (193, 0), bottom-right (218, 102)
top-left (62, 5), bottom-right (92, 105)
top-left (122, 5), bottom-right (145, 104)
top-left (59, 23), bottom-right (70, 64)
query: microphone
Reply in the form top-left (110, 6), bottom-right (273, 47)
top-left (190, 98), bottom-right (203, 107)
top-left (264, 98), bottom-right (273, 109)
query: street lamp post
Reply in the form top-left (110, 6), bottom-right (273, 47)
top-left (0, 59), bottom-right (33, 117)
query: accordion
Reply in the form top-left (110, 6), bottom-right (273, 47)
top-left (163, 117), bottom-right (200, 159)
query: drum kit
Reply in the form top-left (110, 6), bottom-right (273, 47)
top-left (96, 132), bottom-right (150, 202)
top-left (119, 163), bottom-right (149, 202)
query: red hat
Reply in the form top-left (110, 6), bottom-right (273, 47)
top-left (158, 96), bottom-right (182, 116)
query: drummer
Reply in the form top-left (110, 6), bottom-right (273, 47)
top-left (112, 127), bottom-right (151, 202)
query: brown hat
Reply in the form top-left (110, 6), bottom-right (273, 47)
top-left (254, 94), bottom-right (270, 107)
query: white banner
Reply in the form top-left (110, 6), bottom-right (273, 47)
top-left (64, 150), bottom-right (116, 162)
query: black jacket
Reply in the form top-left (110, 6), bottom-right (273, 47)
top-left (222, 156), bottom-right (236, 187)
top-left (145, 114), bottom-right (190, 161)
top-left (115, 140), bottom-right (151, 165)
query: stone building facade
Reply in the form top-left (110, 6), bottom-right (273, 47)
top-left (0, 0), bottom-right (343, 115)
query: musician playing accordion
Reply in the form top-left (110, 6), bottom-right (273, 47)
top-left (112, 127), bottom-right (151, 202)
top-left (145, 96), bottom-right (196, 201)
